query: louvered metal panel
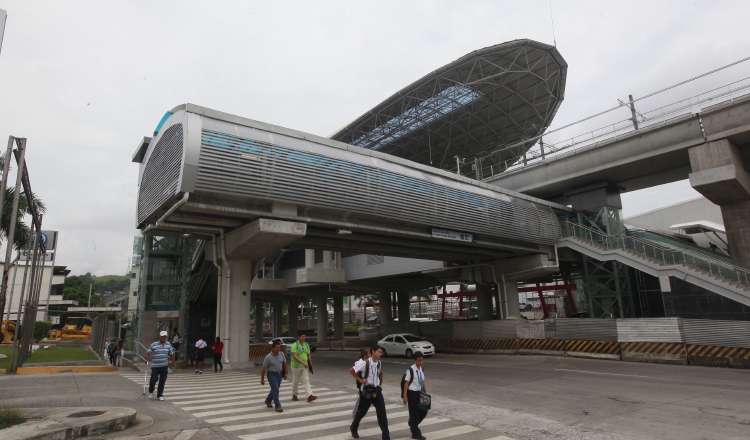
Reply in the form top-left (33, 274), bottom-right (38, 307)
top-left (137, 124), bottom-right (184, 224)
top-left (514, 319), bottom-right (544, 339)
top-left (193, 129), bottom-right (560, 245)
top-left (682, 319), bottom-right (750, 349)
top-left (616, 318), bottom-right (684, 343)
top-left (553, 318), bottom-right (618, 341)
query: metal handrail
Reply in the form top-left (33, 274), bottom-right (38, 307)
top-left (559, 221), bottom-right (750, 289)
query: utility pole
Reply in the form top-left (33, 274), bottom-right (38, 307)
top-left (628, 94), bottom-right (639, 130)
top-left (87, 284), bottom-right (92, 318)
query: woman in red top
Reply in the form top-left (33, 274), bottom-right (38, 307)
top-left (212, 336), bottom-right (224, 372)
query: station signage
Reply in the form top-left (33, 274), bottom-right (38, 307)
top-left (431, 228), bottom-right (477, 243)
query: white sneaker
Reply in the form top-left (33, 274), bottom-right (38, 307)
top-left (148, 393), bottom-right (154, 399)
top-left (158, 396), bottom-right (165, 401)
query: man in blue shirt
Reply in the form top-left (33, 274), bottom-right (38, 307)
top-left (146, 330), bottom-right (176, 401)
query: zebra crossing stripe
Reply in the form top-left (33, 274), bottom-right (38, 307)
top-left (224, 404), bottom-right (403, 431)
top-left (483, 436), bottom-right (517, 440)
top-left (393, 424), bottom-right (480, 440)
top-left (205, 401), bottom-right (356, 424)
top-left (178, 390), bottom-right (347, 411)
top-left (305, 416), bottom-right (449, 440)
top-left (237, 411), bottom-right (412, 439)
top-left (169, 387), bottom-right (330, 403)
top-left (166, 385), bottom-right (272, 397)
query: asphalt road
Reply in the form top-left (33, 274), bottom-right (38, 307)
top-left (308, 350), bottom-right (750, 440)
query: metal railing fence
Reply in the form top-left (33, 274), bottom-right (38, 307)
top-left (560, 221), bottom-right (750, 289)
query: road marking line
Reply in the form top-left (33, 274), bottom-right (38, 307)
top-left (205, 400), bottom-right (356, 423)
top-left (305, 416), bottom-right (449, 440)
top-left (179, 391), bottom-right (347, 411)
top-left (393, 424), bottom-right (480, 440)
top-left (483, 436), bottom-right (517, 440)
top-left (237, 412), bottom-right (411, 439)
top-left (224, 404), bottom-right (404, 431)
top-left (169, 387), bottom-right (325, 402)
top-left (554, 369), bottom-right (650, 378)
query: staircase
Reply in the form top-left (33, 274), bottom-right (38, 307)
top-left (558, 221), bottom-right (750, 307)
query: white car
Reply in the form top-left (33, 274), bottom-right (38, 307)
top-left (378, 333), bottom-right (434, 358)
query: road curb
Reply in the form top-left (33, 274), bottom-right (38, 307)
top-left (3, 407), bottom-right (137, 440)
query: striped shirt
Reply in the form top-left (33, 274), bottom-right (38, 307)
top-left (147, 341), bottom-right (174, 368)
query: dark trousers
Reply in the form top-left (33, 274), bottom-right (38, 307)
top-left (407, 390), bottom-right (428, 437)
top-left (149, 366), bottom-right (169, 398)
top-left (214, 353), bottom-right (223, 371)
top-left (351, 387), bottom-right (389, 440)
top-left (265, 372), bottom-right (282, 408)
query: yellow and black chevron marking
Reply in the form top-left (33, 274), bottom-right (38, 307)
top-left (620, 342), bottom-right (685, 355)
top-left (566, 340), bottom-right (621, 355)
top-left (686, 344), bottom-right (750, 360)
top-left (248, 345), bottom-right (272, 358)
top-left (518, 338), bottom-right (566, 351)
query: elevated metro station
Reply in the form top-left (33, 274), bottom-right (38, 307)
top-left (128, 39), bottom-right (750, 367)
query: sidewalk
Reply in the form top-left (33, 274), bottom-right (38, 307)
top-left (0, 367), bottom-right (227, 439)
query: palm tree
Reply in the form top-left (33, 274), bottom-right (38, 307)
top-left (0, 156), bottom-right (46, 250)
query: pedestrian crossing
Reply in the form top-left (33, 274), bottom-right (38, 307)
top-left (121, 371), bottom-right (515, 440)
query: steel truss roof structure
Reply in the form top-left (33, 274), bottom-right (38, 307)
top-left (330, 39), bottom-right (567, 177)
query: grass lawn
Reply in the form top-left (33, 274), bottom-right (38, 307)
top-left (0, 408), bottom-right (25, 430)
top-left (0, 346), bottom-right (97, 370)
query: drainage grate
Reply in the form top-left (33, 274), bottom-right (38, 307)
top-left (67, 410), bottom-right (105, 418)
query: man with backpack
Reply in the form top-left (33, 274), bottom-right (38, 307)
top-left (402, 351), bottom-right (428, 440)
top-left (351, 347), bottom-right (371, 419)
top-left (349, 345), bottom-right (389, 439)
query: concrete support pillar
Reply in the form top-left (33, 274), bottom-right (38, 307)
top-left (305, 249), bottom-right (315, 268)
top-left (288, 298), bottom-right (299, 337)
top-left (476, 284), bottom-right (494, 321)
top-left (273, 301), bottom-right (283, 337)
top-left (323, 251), bottom-right (332, 269)
top-left (379, 292), bottom-right (392, 324)
top-left (254, 303), bottom-right (264, 341)
top-left (219, 258), bottom-right (253, 368)
top-left (397, 292), bottom-right (410, 323)
top-left (689, 139), bottom-right (750, 269)
top-left (316, 296), bottom-right (328, 342)
top-left (333, 296), bottom-right (344, 340)
top-left (501, 281), bottom-right (520, 319)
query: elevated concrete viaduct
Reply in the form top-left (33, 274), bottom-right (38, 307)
top-left (488, 94), bottom-right (750, 269)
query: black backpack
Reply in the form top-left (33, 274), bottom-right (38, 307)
top-left (401, 366), bottom-right (419, 394)
top-left (359, 359), bottom-right (380, 392)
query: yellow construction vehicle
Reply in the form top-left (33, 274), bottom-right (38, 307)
top-left (1, 320), bottom-right (17, 344)
top-left (49, 316), bottom-right (93, 340)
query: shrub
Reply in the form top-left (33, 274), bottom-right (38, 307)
top-left (33, 321), bottom-right (52, 342)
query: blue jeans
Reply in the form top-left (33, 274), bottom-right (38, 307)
top-left (265, 372), bottom-right (282, 408)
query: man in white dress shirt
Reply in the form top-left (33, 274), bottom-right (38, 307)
top-left (349, 345), bottom-right (389, 439)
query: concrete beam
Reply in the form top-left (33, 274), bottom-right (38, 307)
top-left (287, 299), bottom-right (299, 337)
top-left (296, 267), bottom-right (346, 284)
top-left (251, 278), bottom-right (285, 291)
top-left (225, 218), bottom-right (306, 260)
top-left (379, 292), bottom-right (392, 324)
top-left (316, 296), bottom-right (328, 342)
top-left (689, 139), bottom-right (750, 204)
top-left (492, 252), bottom-right (559, 282)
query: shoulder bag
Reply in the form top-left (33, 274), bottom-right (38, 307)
top-left (416, 368), bottom-right (431, 411)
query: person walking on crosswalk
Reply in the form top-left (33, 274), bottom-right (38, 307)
top-left (350, 345), bottom-right (389, 440)
top-left (403, 351), bottom-right (428, 440)
top-left (194, 337), bottom-right (208, 374)
top-left (290, 333), bottom-right (316, 402)
top-left (145, 330), bottom-right (177, 401)
top-left (351, 347), bottom-right (371, 419)
top-left (261, 341), bottom-right (288, 412)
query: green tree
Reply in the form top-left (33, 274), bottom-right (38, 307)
top-left (62, 276), bottom-right (102, 306)
top-left (0, 156), bottom-right (47, 251)
top-left (33, 321), bottom-right (51, 342)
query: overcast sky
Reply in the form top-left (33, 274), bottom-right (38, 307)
top-left (0, 1), bottom-right (748, 276)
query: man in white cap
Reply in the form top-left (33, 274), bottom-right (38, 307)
top-left (145, 330), bottom-right (176, 401)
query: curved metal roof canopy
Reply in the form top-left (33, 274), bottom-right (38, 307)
top-left (330, 39), bottom-right (567, 176)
